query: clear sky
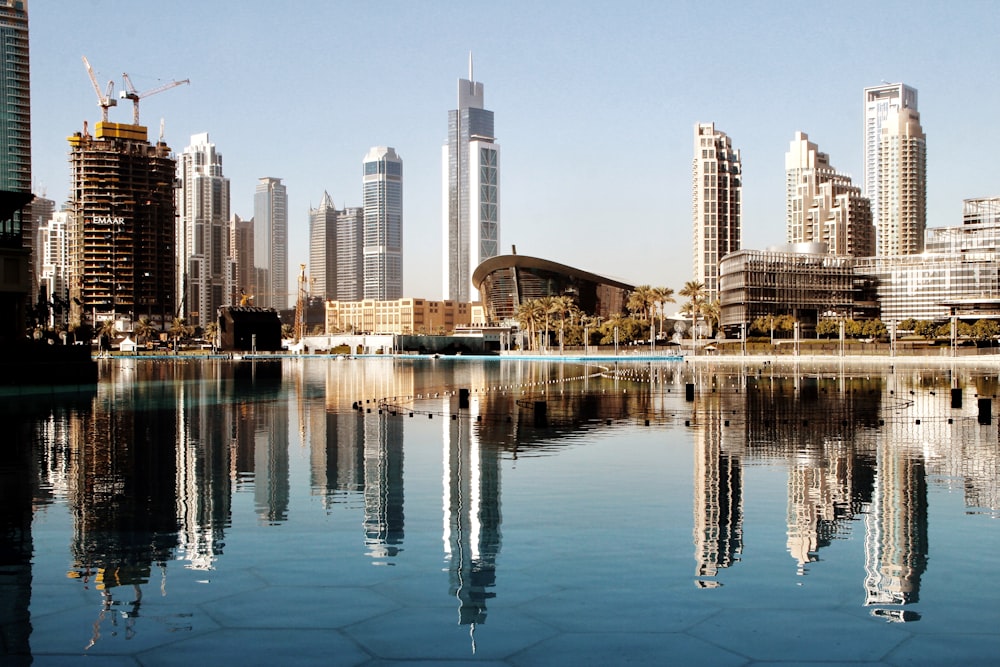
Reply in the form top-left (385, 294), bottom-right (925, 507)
top-left (27, 0), bottom-right (1000, 302)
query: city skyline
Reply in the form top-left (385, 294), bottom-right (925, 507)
top-left (25, 1), bottom-right (1000, 301)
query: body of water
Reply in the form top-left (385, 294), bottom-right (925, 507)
top-left (3, 356), bottom-right (999, 665)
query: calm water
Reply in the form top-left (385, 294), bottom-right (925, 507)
top-left (3, 356), bottom-right (999, 666)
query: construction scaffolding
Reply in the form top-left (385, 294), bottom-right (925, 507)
top-left (67, 122), bottom-right (176, 328)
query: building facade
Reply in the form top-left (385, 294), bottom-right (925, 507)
top-left (471, 253), bottom-right (634, 325)
top-left (325, 297), bottom-right (472, 335)
top-left (336, 206), bottom-right (363, 301)
top-left (253, 177), bottom-right (287, 309)
top-left (718, 247), bottom-right (877, 338)
top-left (863, 84), bottom-right (917, 229)
top-left (785, 131), bottom-right (873, 257)
top-left (0, 0), bottom-right (29, 195)
top-left (309, 190), bottom-right (338, 301)
top-left (863, 83), bottom-right (925, 256)
top-left (692, 122), bottom-right (741, 302)
top-left (67, 122), bottom-right (177, 328)
top-left (362, 147), bottom-right (402, 301)
top-left (0, 0), bottom-right (31, 341)
top-left (230, 213), bottom-right (253, 303)
top-left (37, 209), bottom-right (69, 327)
top-left (176, 133), bottom-right (234, 328)
top-left (443, 58), bottom-right (499, 303)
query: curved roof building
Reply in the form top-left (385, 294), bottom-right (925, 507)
top-left (472, 254), bottom-right (633, 324)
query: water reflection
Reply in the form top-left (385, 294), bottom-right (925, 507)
top-left (5, 358), bottom-right (1000, 660)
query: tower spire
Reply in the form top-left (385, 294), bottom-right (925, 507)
top-left (469, 51), bottom-right (474, 82)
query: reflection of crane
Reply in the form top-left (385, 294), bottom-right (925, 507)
top-left (82, 56), bottom-right (117, 122)
top-left (120, 72), bottom-right (190, 125)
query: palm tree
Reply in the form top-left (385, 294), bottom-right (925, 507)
top-left (551, 295), bottom-right (578, 352)
top-left (537, 296), bottom-right (559, 350)
top-left (514, 299), bottom-right (544, 351)
top-left (134, 316), bottom-right (156, 346)
top-left (204, 321), bottom-right (220, 350)
top-left (98, 319), bottom-right (117, 351)
top-left (169, 317), bottom-right (194, 349)
top-left (701, 299), bottom-right (721, 339)
top-left (627, 285), bottom-right (655, 322)
top-left (679, 280), bottom-right (706, 347)
top-left (651, 286), bottom-right (675, 339)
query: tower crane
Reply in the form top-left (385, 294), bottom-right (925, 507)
top-left (82, 56), bottom-right (117, 122)
top-left (120, 72), bottom-right (190, 125)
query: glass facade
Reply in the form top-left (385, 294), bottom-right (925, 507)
top-left (444, 75), bottom-right (498, 303)
top-left (253, 177), bottom-right (287, 310)
top-left (0, 0), bottom-right (29, 195)
top-left (473, 255), bottom-right (633, 325)
top-left (362, 147), bottom-right (402, 301)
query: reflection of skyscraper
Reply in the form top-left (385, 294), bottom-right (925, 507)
top-left (692, 390), bottom-right (744, 585)
top-left (443, 397), bottom-right (502, 632)
top-left (864, 442), bottom-right (928, 611)
top-left (175, 362), bottom-right (233, 570)
top-left (363, 412), bottom-right (404, 560)
top-left (786, 448), bottom-right (856, 574)
top-left (254, 387), bottom-right (289, 524)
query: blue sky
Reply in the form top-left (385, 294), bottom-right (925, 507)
top-left (28, 0), bottom-right (1000, 301)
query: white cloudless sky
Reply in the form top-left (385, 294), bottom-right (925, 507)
top-left (27, 0), bottom-right (1000, 303)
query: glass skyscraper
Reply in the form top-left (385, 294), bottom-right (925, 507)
top-left (443, 56), bottom-right (499, 303)
top-left (253, 177), bottom-right (287, 310)
top-left (0, 0), bottom-right (29, 195)
top-left (362, 147), bottom-right (402, 301)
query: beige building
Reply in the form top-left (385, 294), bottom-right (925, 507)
top-left (692, 122), bottom-right (741, 302)
top-left (325, 297), bottom-right (474, 335)
top-left (785, 132), bottom-right (873, 257)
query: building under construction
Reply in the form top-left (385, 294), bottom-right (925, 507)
top-left (67, 121), bottom-right (176, 329)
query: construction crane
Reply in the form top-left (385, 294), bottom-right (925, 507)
top-left (120, 72), bottom-right (190, 125)
top-left (82, 56), bottom-right (117, 122)
top-left (294, 264), bottom-right (310, 341)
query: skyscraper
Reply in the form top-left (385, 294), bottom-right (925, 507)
top-left (253, 177), bottom-right (287, 309)
top-left (176, 133), bottom-right (234, 328)
top-left (309, 191), bottom-right (338, 301)
top-left (230, 213), bottom-right (253, 303)
top-left (785, 132), bottom-right (873, 257)
top-left (0, 0), bottom-right (31, 341)
top-left (362, 147), bottom-right (402, 301)
top-left (692, 122), bottom-right (741, 302)
top-left (877, 107), bottom-right (926, 256)
top-left (443, 56), bottom-right (499, 303)
top-left (863, 83), bottom-right (925, 255)
top-left (67, 123), bottom-right (176, 328)
top-left (336, 206), bottom-right (363, 301)
top-left (0, 0), bottom-right (29, 196)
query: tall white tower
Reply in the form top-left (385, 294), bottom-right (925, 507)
top-left (863, 83), bottom-right (926, 255)
top-left (692, 123), bottom-right (741, 302)
top-left (443, 55), bottom-right (499, 303)
top-left (176, 133), bottom-right (234, 327)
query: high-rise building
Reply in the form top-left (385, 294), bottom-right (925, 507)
top-left (67, 122), bottom-right (176, 328)
top-left (0, 0), bottom-right (31, 342)
top-left (0, 0), bottom-right (29, 196)
top-left (336, 206), bottom-right (364, 301)
top-left (309, 191), bottom-right (338, 301)
top-left (785, 132), bottom-right (873, 257)
top-left (692, 122), bottom-right (741, 302)
top-left (37, 209), bottom-right (69, 328)
top-left (230, 213), bottom-right (254, 304)
top-left (443, 56), bottom-right (499, 303)
top-left (877, 108), bottom-right (926, 256)
top-left (176, 133), bottom-right (234, 328)
top-left (362, 147), bottom-right (402, 301)
top-left (863, 83), bottom-right (925, 255)
top-left (29, 194), bottom-right (53, 297)
top-left (253, 177), bottom-right (287, 309)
